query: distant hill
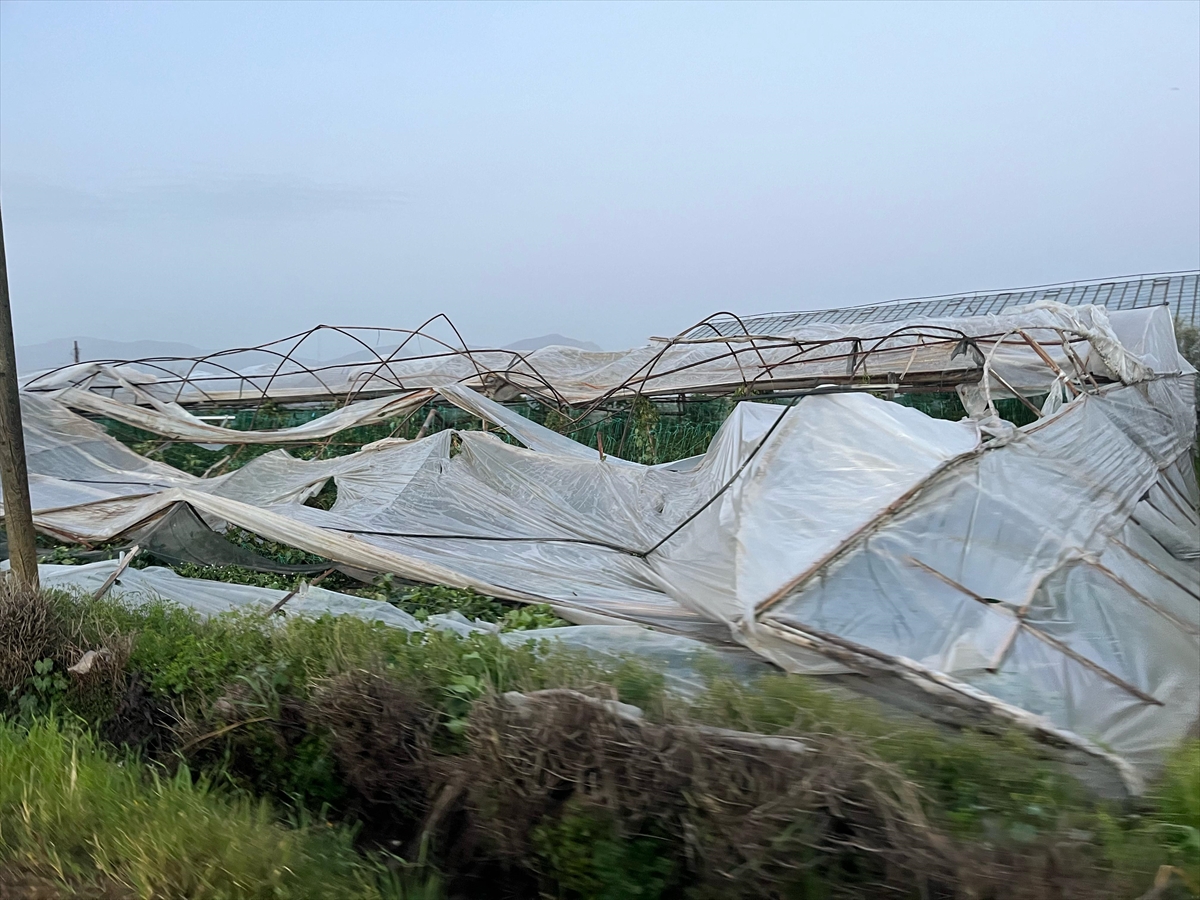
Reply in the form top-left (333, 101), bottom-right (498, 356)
top-left (312, 333), bottom-right (605, 367)
top-left (15, 332), bottom-right (603, 374)
top-left (503, 334), bottom-right (602, 353)
top-left (16, 338), bottom-right (209, 373)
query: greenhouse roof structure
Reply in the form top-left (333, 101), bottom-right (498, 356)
top-left (5, 295), bottom-right (1197, 792)
top-left (681, 271), bottom-right (1200, 338)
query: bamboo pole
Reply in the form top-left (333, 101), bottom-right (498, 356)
top-left (91, 545), bottom-right (142, 601)
top-left (903, 556), bottom-right (1162, 705)
top-left (265, 568), bottom-right (335, 616)
top-left (1018, 330), bottom-right (1082, 396)
top-left (0, 200), bottom-right (39, 591)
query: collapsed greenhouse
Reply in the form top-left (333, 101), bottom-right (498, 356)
top-left (4, 272), bottom-right (1198, 793)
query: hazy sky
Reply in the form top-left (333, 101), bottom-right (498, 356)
top-left (1, 1), bottom-right (1197, 351)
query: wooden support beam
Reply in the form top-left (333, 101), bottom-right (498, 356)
top-left (1018, 330), bottom-right (1082, 397)
top-left (265, 567), bottom-right (335, 617)
top-left (903, 557), bottom-right (1163, 706)
top-left (987, 368), bottom-right (1044, 418)
top-left (414, 406), bottom-right (439, 440)
top-left (0, 200), bottom-right (39, 591)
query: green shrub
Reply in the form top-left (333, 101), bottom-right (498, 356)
top-left (1150, 739), bottom-right (1200, 885)
top-left (113, 601), bottom-right (272, 700)
top-left (1098, 739), bottom-right (1200, 889)
top-left (356, 579), bottom-right (567, 630)
top-left (1176, 319), bottom-right (1200, 371)
top-left (57, 592), bottom-right (654, 738)
top-left (693, 671), bottom-right (1089, 837)
top-left (533, 805), bottom-right (676, 900)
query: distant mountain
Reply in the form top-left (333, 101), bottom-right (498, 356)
top-left (16, 338), bottom-right (209, 373)
top-left (309, 333), bottom-right (604, 368)
top-left (14, 332), bottom-right (603, 375)
top-left (503, 334), bottom-right (602, 353)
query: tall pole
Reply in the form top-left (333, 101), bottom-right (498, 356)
top-left (0, 199), bottom-right (39, 590)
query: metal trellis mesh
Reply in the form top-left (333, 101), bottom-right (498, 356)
top-left (683, 271), bottom-right (1200, 338)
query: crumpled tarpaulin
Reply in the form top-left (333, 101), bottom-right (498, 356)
top-left (23, 301), bottom-right (1181, 417)
top-left (9, 559), bottom-right (774, 701)
top-left (4, 302), bottom-right (1198, 787)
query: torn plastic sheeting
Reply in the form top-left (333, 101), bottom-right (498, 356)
top-left (18, 392), bottom-right (199, 491)
top-left (24, 482), bottom-right (726, 644)
top-left (16, 383), bottom-right (1199, 691)
top-left (129, 503), bottom-right (331, 574)
top-left (14, 561), bottom-right (766, 702)
top-left (28, 303), bottom-right (1185, 412)
top-left (11, 381), bottom-right (1200, 672)
top-left (15, 399), bottom-right (836, 644)
top-left (751, 383), bottom-right (1197, 774)
top-left (11, 560), bottom-right (424, 630)
top-left (13, 561), bottom-right (525, 638)
top-left (439, 381), bottom-right (616, 461)
top-left (208, 431), bottom-right (453, 512)
top-left (500, 625), bottom-right (775, 699)
top-left (441, 378), bottom-right (769, 473)
top-left (5, 303), bottom-right (1198, 779)
top-left (52, 377), bottom-right (434, 444)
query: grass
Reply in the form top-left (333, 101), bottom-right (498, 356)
top-left (0, 717), bottom-right (423, 900)
top-left (531, 803), bottom-right (677, 900)
top-left (690, 669), bottom-right (1083, 835)
top-left (692, 668), bottom-right (1200, 891)
top-left (21, 378), bottom-right (1200, 896)
top-left (1105, 739), bottom-right (1200, 890)
top-left (47, 590), bottom-right (652, 737)
top-left (1, 582), bottom-right (1196, 898)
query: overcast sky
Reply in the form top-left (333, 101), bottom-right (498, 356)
top-left (1, 1), bottom-right (1197, 351)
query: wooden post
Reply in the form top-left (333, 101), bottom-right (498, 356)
top-left (414, 406), bottom-right (438, 440)
top-left (0, 199), bottom-right (39, 590)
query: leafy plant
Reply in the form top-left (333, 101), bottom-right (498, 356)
top-left (626, 394), bottom-right (661, 464)
top-left (500, 604), bottom-right (567, 631)
top-left (1098, 739), bottom-right (1200, 889)
top-left (359, 578), bottom-right (566, 630)
top-left (221, 525), bottom-right (336, 567)
top-left (42, 545), bottom-right (85, 565)
top-left (14, 658), bottom-right (70, 718)
top-left (1176, 318), bottom-right (1200, 371)
top-left (533, 805), bottom-right (676, 900)
top-left (171, 562), bottom-right (309, 591)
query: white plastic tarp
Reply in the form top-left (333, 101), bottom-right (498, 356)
top-left (4, 303), bottom-right (1197, 779)
top-left (25, 302), bottom-right (1186, 414)
top-left (16, 561), bottom-right (767, 699)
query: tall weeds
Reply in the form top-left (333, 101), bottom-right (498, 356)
top-left (0, 717), bottom-right (411, 899)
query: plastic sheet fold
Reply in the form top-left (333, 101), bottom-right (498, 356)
top-left (4, 303), bottom-right (1197, 779)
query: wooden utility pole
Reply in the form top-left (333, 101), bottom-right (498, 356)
top-left (0, 199), bottom-right (39, 590)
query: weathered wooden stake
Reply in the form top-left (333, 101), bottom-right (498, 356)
top-left (0, 199), bottom-right (39, 590)
top-left (91, 545), bottom-right (141, 601)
